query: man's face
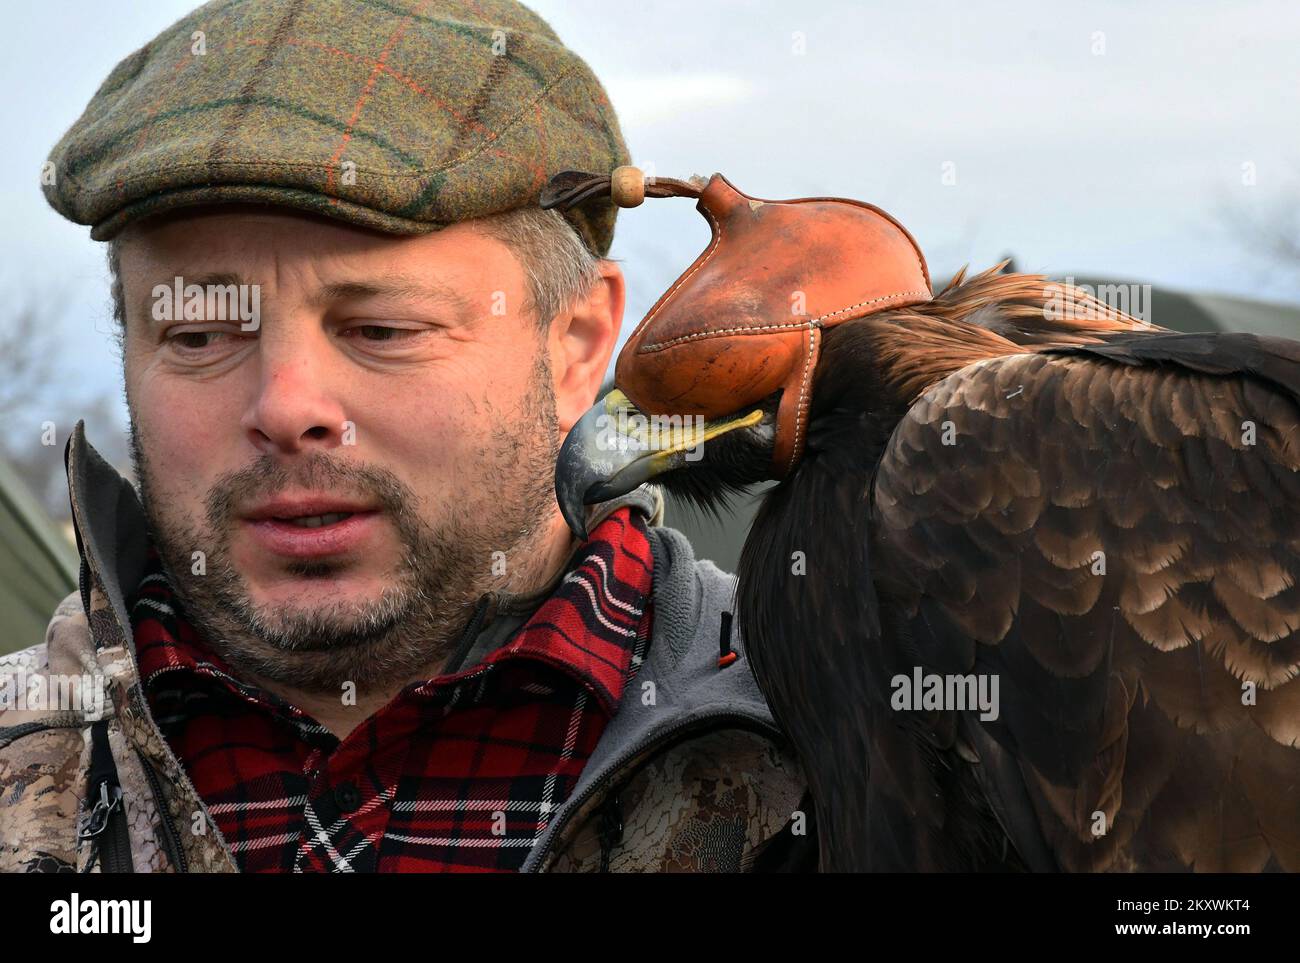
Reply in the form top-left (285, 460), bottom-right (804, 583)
top-left (118, 208), bottom-right (610, 692)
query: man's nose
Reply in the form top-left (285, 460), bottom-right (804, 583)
top-left (241, 335), bottom-right (350, 456)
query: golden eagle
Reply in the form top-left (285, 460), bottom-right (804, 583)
top-left (547, 167), bottom-right (1300, 872)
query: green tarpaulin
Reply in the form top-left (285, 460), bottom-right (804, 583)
top-left (0, 456), bottom-right (79, 655)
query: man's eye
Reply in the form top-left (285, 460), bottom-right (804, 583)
top-left (168, 330), bottom-right (226, 350)
top-left (349, 325), bottom-right (418, 342)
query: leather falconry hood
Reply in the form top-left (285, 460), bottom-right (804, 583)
top-left (540, 166), bottom-right (933, 477)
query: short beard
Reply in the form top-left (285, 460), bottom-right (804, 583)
top-left (129, 354), bottom-right (562, 695)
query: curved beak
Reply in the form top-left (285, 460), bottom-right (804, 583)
top-left (554, 388), bottom-right (763, 540)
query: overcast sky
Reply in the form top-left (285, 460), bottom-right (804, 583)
top-left (5, 0), bottom-right (1300, 437)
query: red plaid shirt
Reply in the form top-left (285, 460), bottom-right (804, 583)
top-left (129, 508), bottom-right (653, 872)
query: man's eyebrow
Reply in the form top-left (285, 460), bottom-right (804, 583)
top-left (313, 275), bottom-right (473, 312)
top-left (137, 272), bottom-right (245, 323)
top-left (134, 272), bottom-right (473, 323)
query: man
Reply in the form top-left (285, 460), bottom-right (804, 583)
top-left (0, 0), bottom-right (812, 872)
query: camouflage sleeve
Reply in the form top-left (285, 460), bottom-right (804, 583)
top-left (0, 725), bottom-right (87, 873)
top-left (546, 727), bottom-right (808, 873)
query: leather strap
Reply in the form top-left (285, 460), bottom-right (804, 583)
top-left (540, 169), bottom-right (705, 211)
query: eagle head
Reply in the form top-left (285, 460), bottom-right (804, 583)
top-left (550, 167), bottom-right (932, 538)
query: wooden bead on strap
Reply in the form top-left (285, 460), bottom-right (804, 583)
top-left (610, 166), bottom-right (646, 208)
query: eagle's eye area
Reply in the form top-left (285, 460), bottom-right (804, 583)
top-left (553, 387), bottom-right (769, 539)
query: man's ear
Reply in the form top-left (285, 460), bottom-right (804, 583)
top-left (549, 260), bottom-right (625, 434)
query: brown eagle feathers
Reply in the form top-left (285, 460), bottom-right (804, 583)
top-left (732, 265), bottom-right (1300, 871)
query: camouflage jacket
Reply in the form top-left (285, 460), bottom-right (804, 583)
top-left (0, 425), bottom-right (814, 873)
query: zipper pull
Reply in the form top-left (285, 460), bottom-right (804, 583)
top-left (718, 611), bottom-right (738, 668)
top-left (79, 780), bottom-right (124, 839)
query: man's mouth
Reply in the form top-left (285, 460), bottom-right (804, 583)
top-left (240, 496), bottom-right (382, 559)
top-left (277, 511), bottom-right (355, 528)
top-left (243, 495), bottom-right (376, 522)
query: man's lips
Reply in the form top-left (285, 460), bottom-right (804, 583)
top-left (241, 495), bottom-right (378, 522)
top-left (239, 495), bottom-right (382, 559)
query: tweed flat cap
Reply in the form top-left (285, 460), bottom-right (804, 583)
top-left (43, 0), bottom-right (631, 255)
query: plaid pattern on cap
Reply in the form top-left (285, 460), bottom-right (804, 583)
top-left (130, 506), bottom-right (654, 872)
top-left (43, 0), bottom-right (631, 255)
